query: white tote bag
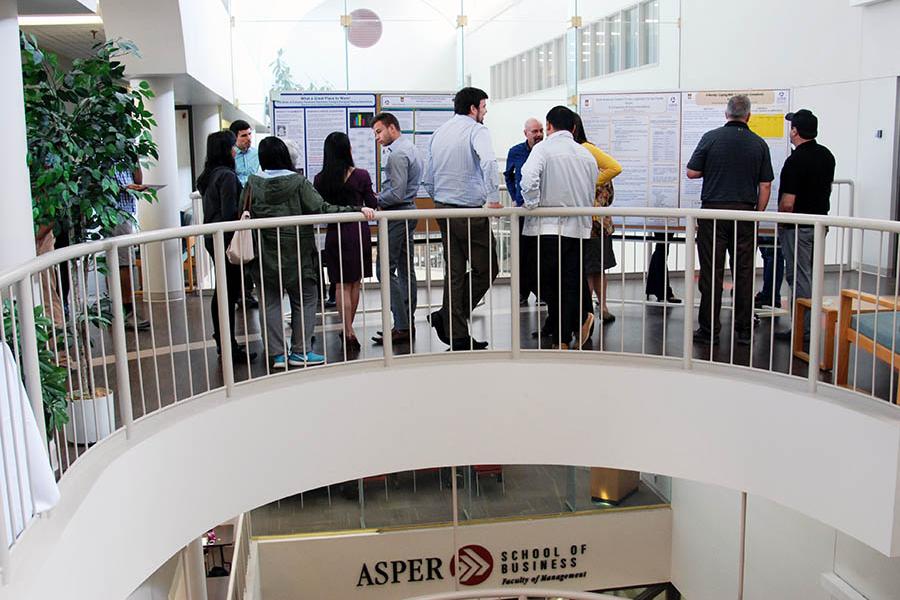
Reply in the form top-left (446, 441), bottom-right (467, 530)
top-left (226, 186), bottom-right (255, 265)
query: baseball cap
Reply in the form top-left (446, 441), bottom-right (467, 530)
top-left (785, 109), bottom-right (818, 138)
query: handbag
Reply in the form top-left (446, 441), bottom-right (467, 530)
top-left (226, 184), bottom-right (255, 265)
top-left (592, 180), bottom-right (615, 237)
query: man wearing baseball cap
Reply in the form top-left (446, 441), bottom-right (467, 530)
top-left (775, 109), bottom-right (836, 341)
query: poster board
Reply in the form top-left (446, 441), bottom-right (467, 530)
top-left (680, 89), bottom-right (791, 212)
top-left (378, 93), bottom-right (455, 198)
top-left (580, 92), bottom-right (682, 227)
top-left (270, 92), bottom-right (378, 181)
top-left (578, 89), bottom-right (792, 229)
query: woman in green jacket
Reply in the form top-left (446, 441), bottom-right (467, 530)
top-left (244, 137), bottom-right (375, 369)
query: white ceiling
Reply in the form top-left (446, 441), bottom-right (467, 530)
top-left (18, 0), bottom-right (96, 14)
top-left (20, 23), bottom-right (105, 60)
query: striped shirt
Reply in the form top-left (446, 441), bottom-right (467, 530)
top-left (115, 168), bottom-right (136, 214)
top-left (423, 114), bottom-right (499, 207)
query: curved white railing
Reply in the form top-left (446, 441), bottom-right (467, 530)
top-left (5, 190), bottom-right (900, 587)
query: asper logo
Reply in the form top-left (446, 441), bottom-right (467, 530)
top-left (449, 545), bottom-right (493, 586)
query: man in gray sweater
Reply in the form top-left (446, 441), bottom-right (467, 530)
top-left (372, 112), bottom-right (424, 345)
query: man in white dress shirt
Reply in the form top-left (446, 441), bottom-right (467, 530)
top-left (519, 106), bottom-right (599, 350)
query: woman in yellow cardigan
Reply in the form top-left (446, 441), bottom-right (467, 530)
top-left (573, 114), bottom-right (623, 324)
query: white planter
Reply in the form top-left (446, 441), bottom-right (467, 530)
top-left (65, 388), bottom-right (115, 445)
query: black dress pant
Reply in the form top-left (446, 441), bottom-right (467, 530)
top-left (435, 204), bottom-right (499, 341)
top-left (646, 231), bottom-right (675, 299)
top-left (537, 235), bottom-right (591, 345)
top-left (697, 205), bottom-right (756, 335)
top-left (518, 218), bottom-right (539, 302)
top-left (208, 242), bottom-right (244, 351)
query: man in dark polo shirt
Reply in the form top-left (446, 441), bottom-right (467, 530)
top-left (686, 94), bottom-right (774, 345)
top-left (775, 109), bottom-right (836, 340)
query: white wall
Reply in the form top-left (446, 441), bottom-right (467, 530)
top-left (670, 479), bottom-right (741, 599)
top-left (178, 0), bottom-right (235, 102)
top-left (127, 553), bottom-right (184, 600)
top-left (671, 477), bottom-right (900, 600)
top-left (101, 0), bottom-right (188, 76)
top-left (4, 356), bottom-right (900, 600)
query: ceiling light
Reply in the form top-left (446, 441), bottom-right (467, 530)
top-left (18, 14), bottom-right (103, 26)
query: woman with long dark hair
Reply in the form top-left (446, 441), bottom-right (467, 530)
top-left (313, 132), bottom-right (378, 351)
top-left (197, 130), bottom-right (256, 363)
top-left (245, 136), bottom-right (375, 368)
top-left (572, 114), bottom-right (623, 325)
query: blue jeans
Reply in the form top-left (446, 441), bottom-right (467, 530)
top-left (757, 236), bottom-right (784, 307)
top-left (377, 218), bottom-right (418, 331)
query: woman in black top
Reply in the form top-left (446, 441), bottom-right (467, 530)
top-left (197, 130), bottom-right (256, 363)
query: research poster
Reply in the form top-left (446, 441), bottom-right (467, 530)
top-left (379, 93), bottom-right (455, 197)
top-left (580, 92), bottom-right (682, 227)
top-left (680, 89), bottom-right (791, 211)
top-left (271, 92), bottom-right (378, 182)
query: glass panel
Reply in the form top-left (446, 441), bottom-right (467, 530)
top-left (643, 0), bottom-right (660, 65)
top-left (624, 6), bottom-right (639, 70)
top-left (555, 36), bottom-right (566, 87)
top-left (592, 21), bottom-right (606, 78)
top-left (607, 13), bottom-right (622, 73)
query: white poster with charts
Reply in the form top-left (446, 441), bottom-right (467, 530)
top-left (271, 92), bottom-right (378, 183)
top-left (378, 93), bottom-right (454, 198)
top-left (680, 89), bottom-right (791, 212)
top-left (579, 92), bottom-right (682, 227)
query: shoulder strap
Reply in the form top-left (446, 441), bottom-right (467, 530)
top-left (242, 182), bottom-right (253, 213)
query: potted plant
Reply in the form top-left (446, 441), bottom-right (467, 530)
top-left (19, 36), bottom-right (159, 444)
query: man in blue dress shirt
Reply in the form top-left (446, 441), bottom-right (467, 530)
top-left (424, 87), bottom-right (500, 351)
top-left (504, 118), bottom-right (543, 305)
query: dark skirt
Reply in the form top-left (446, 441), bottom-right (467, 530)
top-left (583, 231), bottom-right (617, 274)
top-left (324, 221), bottom-right (373, 283)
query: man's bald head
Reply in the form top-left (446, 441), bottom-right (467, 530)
top-left (524, 118), bottom-right (544, 147)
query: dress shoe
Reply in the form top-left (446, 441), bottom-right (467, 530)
top-left (693, 328), bottom-right (719, 345)
top-left (601, 311), bottom-right (616, 324)
top-left (427, 310), bottom-right (449, 344)
top-left (735, 330), bottom-right (752, 345)
top-left (449, 337), bottom-right (488, 351)
top-left (372, 328), bottom-right (414, 346)
top-left (551, 343), bottom-right (570, 350)
top-left (231, 345), bottom-right (257, 364)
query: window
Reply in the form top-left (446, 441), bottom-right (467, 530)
top-left (488, 2), bottom-right (659, 99)
top-left (643, 0), bottom-right (660, 65)
top-left (607, 14), bottom-right (621, 74)
top-left (623, 6), bottom-right (640, 70)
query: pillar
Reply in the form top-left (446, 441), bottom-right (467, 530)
top-left (135, 76), bottom-right (184, 300)
top-left (0, 0), bottom-right (36, 273)
top-left (191, 104), bottom-right (221, 185)
top-left (182, 538), bottom-right (209, 600)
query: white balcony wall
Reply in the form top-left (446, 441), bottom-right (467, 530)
top-left (2, 357), bottom-right (900, 600)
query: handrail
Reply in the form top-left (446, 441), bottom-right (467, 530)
top-left (0, 204), bottom-right (888, 291)
top-left (404, 589), bottom-right (621, 599)
top-left (225, 513), bottom-right (251, 600)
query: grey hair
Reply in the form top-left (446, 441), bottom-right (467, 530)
top-left (280, 138), bottom-right (303, 171)
top-left (726, 94), bottom-right (752, 120)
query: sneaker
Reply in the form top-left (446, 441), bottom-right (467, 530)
top-left (272, 354), bottom-right (288, 369)
top-left (301, 351), bottom-right (326, 365)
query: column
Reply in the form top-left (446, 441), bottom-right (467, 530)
top-left (0, 0), bottom-right (36, 273)
top-left (191, 104), bottom-right (221, 183)
top-left (135, 76), bottom-right (184, 300)
top-left (182, 538), bottom-right (209, 600)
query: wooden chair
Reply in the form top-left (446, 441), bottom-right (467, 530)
top-left (836, 289), bottom-right (900, 404)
